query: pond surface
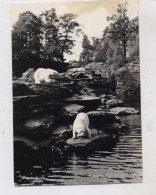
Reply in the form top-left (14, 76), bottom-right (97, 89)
top-left (15, 114), bottom-right (142, 186)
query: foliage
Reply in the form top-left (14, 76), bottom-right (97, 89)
top-left (12, 10), bottom-right (81, 76)
top-left (128, 17), bottom-right (139, 61)
top-left (12, 11), bottom-right (43, 76)
top-left (91, 37), bottom-right (107, 63)
top-left (40, 9), bottom-right (61, 61)
top-left (79, 3), bottom-right (139, 72)
top-left (79, 34), bottom-right (93, 64)
top-left (12, 4), bottom-right (139, 77)
top-left (58, 13), bottom-right (81, 61)
top-left (106, 4), bottom-right (138, 63)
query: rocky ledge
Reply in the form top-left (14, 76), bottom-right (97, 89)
top-left (13, 67), bottom-right (138, 167)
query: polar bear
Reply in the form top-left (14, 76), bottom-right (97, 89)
top-left (73, 112), bottom-right (91, 139)
top-left (34, 68), bottom-right (59, 84)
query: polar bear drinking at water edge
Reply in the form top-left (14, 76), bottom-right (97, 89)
top-left (73, 113), bottom-right (91, 139)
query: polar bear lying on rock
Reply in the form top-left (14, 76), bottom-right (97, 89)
top-left (73, 113), bottom-right (91, 139)
top-left (34, 68), bottom-right (59, 84)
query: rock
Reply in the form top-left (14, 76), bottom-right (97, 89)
top-left (14, 136), bottom-right (39, 150)
top-left (13, 78), bottom-right (71, 98)
top-left (13, 95), bottom-right (62, 117)
top-left (13, 82), bottom-right (36, 96)
top-left (23, 115), bottom-right (56, 139)
top-left (84, 62), bottom-right (115, 81)
top-left (119, 123), bottom-right (128, 131)
top-left (51, 125), bottom-right (71, 135)
top-left (101, 123), bottom-right (121, 134)
top-left (79, 87), bottom-right (95, 96)
top-left (13, 63), bottom-right (131, 159)
top-left (61, 104), bottom-right (85, 124)
top-left (21, 68), bottom-right (35, 81)
top-left (87, 110), bottom-right (117, 129)
top-left (14, 135), bottom-right (68, 168)
top-left (65, 95), bottom-right (101, 110)
top-left (58, 73), bottom-right (66, 77)
top-left (100, 94), bottom-right (107, 108)
top-left (106, 99), bottom-right (124, 108)
top-left (110, 107), bottom-right (139, 115)
top-left (115, 62), bottom-right (140, 100)
top-left (66, 72), bottom-right (84, 79)
top-left (67, 67), bottom-right (85, 73)
top-left (66, 68), bottom-right (85, 78)
top-left (68, 61), bottom-right (80, 68)
top-left (63, 104), bottom-right (84, 116)
top-left (66, 133), bottom-right (115, 151)
top-left (76, 79), bottom-right (91, 87)
top-left (24, 115), bottom-right (55, 130)
top-left (14, 136), bottom-right (40, 168)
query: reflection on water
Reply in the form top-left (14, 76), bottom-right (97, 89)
top-left (15, 114), bottom-right (142, 186)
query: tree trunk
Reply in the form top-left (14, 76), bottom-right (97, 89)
top-left (123, 44), bottom-right (127, 64)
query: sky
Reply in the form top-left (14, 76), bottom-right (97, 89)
top-left (11, 0), bottom-right (138, 62)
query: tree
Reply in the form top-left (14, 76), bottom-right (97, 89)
top-left (106, 4), bottom-right (137, 63)
top-left (40, 8), bottom-right (62, 61)
top-left (79, 34), bottom-right (93, 64)
top-left (128, 17), bottom-right (139, 61)
top-left (102, 28), bottom-right (125, 67)
top-left (58, 13), bottom-right (81, 61)
top-left (91, 37), bottom-right (107, 63)
top-left (12, 11), bottom-right (43, 76)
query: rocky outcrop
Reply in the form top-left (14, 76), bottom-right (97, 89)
top-left (115, 61), bottom-right (140, 100)
top-left (84, 62), bottom-right (116, 81)
top-left (84, 61), bottom-right (140, 101)
top-left (13, 66), bottom-right (138, 167)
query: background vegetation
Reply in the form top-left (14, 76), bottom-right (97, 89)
top-left (12, 4), bottom-right (139, 77)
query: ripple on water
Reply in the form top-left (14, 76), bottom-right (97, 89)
top-left (15, 114), bottom-right (142, 186)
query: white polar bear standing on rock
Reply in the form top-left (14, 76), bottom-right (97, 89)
top-left (73, 113), bottom-right (91, 139)
top-left (34, 68), bottom-right (59, 84)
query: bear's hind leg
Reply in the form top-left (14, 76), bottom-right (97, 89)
top-left (72, 129), bottom-right (77, 139)
top-left (87, 128), bottom-right (91, 138)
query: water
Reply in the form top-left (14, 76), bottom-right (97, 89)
top-left (15, 114), bottom-right (142, 186)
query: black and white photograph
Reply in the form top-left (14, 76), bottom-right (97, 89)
top-left (12, 0), bottom-right (142, 186)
